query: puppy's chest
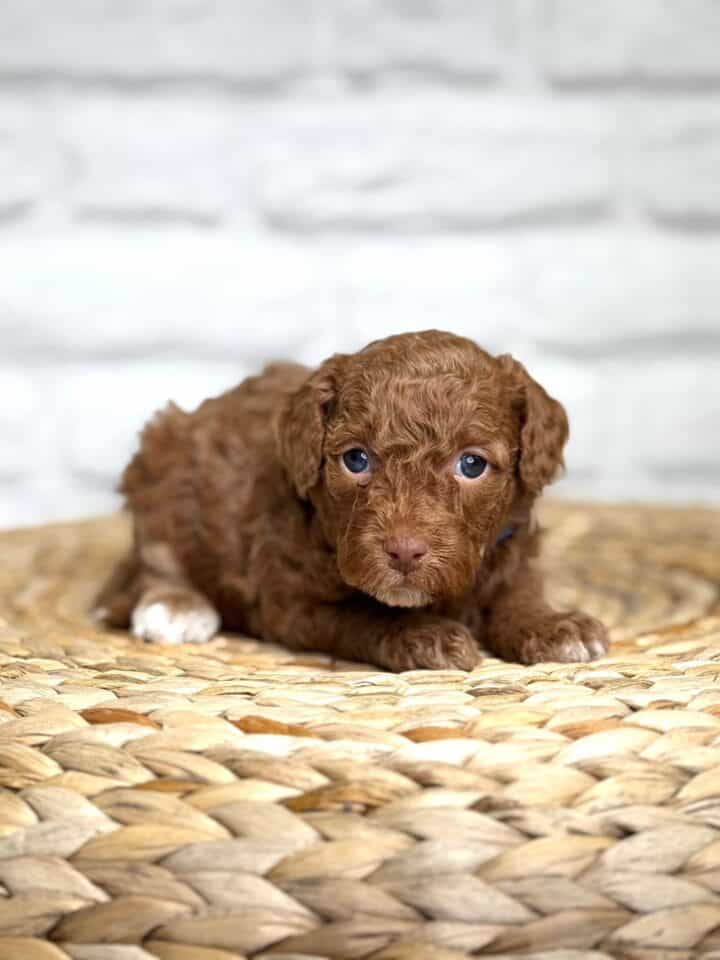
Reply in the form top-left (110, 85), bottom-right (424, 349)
top-left (434, 595), bottom-right (487, 637)
top-left (432, 565), bottom-right (502, 633)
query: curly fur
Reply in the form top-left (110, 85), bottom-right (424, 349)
top-left (95, 330), bottom-right (608, 671)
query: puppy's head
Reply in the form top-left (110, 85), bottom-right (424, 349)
top-left (277, 331), bottom-right (567, 606)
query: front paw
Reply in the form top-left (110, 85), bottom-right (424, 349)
top-left (131, 591), bottom-right (220, 645)
top-left (388, 617), bottom-right (480, 672)
top-left (519, 611), bottom-right (608, 664)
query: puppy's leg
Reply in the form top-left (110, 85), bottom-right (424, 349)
top-left (267, 602), bottom-right (480, 672)
top-left (484, 571), bottom-right (608, 664)
top-left (130, 582), bottom-right (220, 646)
top-left (96, 543), bottom-right (220, 646)
top-left (380, 613), bottom-right (480, 671)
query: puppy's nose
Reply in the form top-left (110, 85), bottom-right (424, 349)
top-left (384, 531), bottom-right (429, 574)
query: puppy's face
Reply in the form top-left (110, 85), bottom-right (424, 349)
top-left (277, 331), bottom-right (568, 607)
top-left (321, 361), bottom-right (517, 606)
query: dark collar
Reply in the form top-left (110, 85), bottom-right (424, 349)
top-left (495, 525), bottom-right (516, 545)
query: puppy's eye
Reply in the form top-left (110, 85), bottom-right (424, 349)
top-left (455, 452), bottom-right (488, 479)
top-left (341, 448), bottom-right (371, 475)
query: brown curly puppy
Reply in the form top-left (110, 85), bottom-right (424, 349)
top-left (95, 330), bottom-right (608, 671)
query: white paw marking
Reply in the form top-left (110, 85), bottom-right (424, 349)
top-left (554, 637), bottom-right (592, 663)
top-left (585, 636), bottom-right (608, 660)
top-left (131, 601), bottom-right (220, 645)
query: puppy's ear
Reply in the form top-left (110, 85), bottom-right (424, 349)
top-left (275, 355), bottom-right (345, 499)
top-left (499, 355), bottom-right (569, 495)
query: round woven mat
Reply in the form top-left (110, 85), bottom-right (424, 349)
top-left (1, 502), bottom-right (719, 960)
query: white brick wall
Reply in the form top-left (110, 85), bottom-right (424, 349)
top-left (1, 1), bottom-right (719, 527)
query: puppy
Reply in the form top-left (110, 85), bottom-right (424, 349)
top-left (95, 330), bottom-right (608, 671)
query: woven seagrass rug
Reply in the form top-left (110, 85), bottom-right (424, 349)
top-left (0, 501), bottom-right (719, 960)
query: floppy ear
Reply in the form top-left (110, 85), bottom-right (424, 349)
top-left (499, 355), bottom-right (569, 495)
top-left (275, 355), bottom-right (345, 499)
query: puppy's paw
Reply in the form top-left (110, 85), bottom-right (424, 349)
top-left (520, 612), bottom-right (608, 664)
top-left (390, 618), bottom-right (480, 672)
top-left (131, 593), bottom-right (220, 646)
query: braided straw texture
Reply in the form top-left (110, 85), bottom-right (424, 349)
top-left (0, 503), bottom-right (719, 960)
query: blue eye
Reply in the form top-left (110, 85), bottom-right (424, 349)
top-left (342, 448), bottom-right (370, 474)
top-left (456, 452), bottom-right (488, 479)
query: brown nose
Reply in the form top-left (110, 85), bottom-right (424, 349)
top-left (384, 531), bottom-right (429, 574)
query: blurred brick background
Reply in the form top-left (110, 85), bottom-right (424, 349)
top-left (1, 1), bottom-right (719, 526)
